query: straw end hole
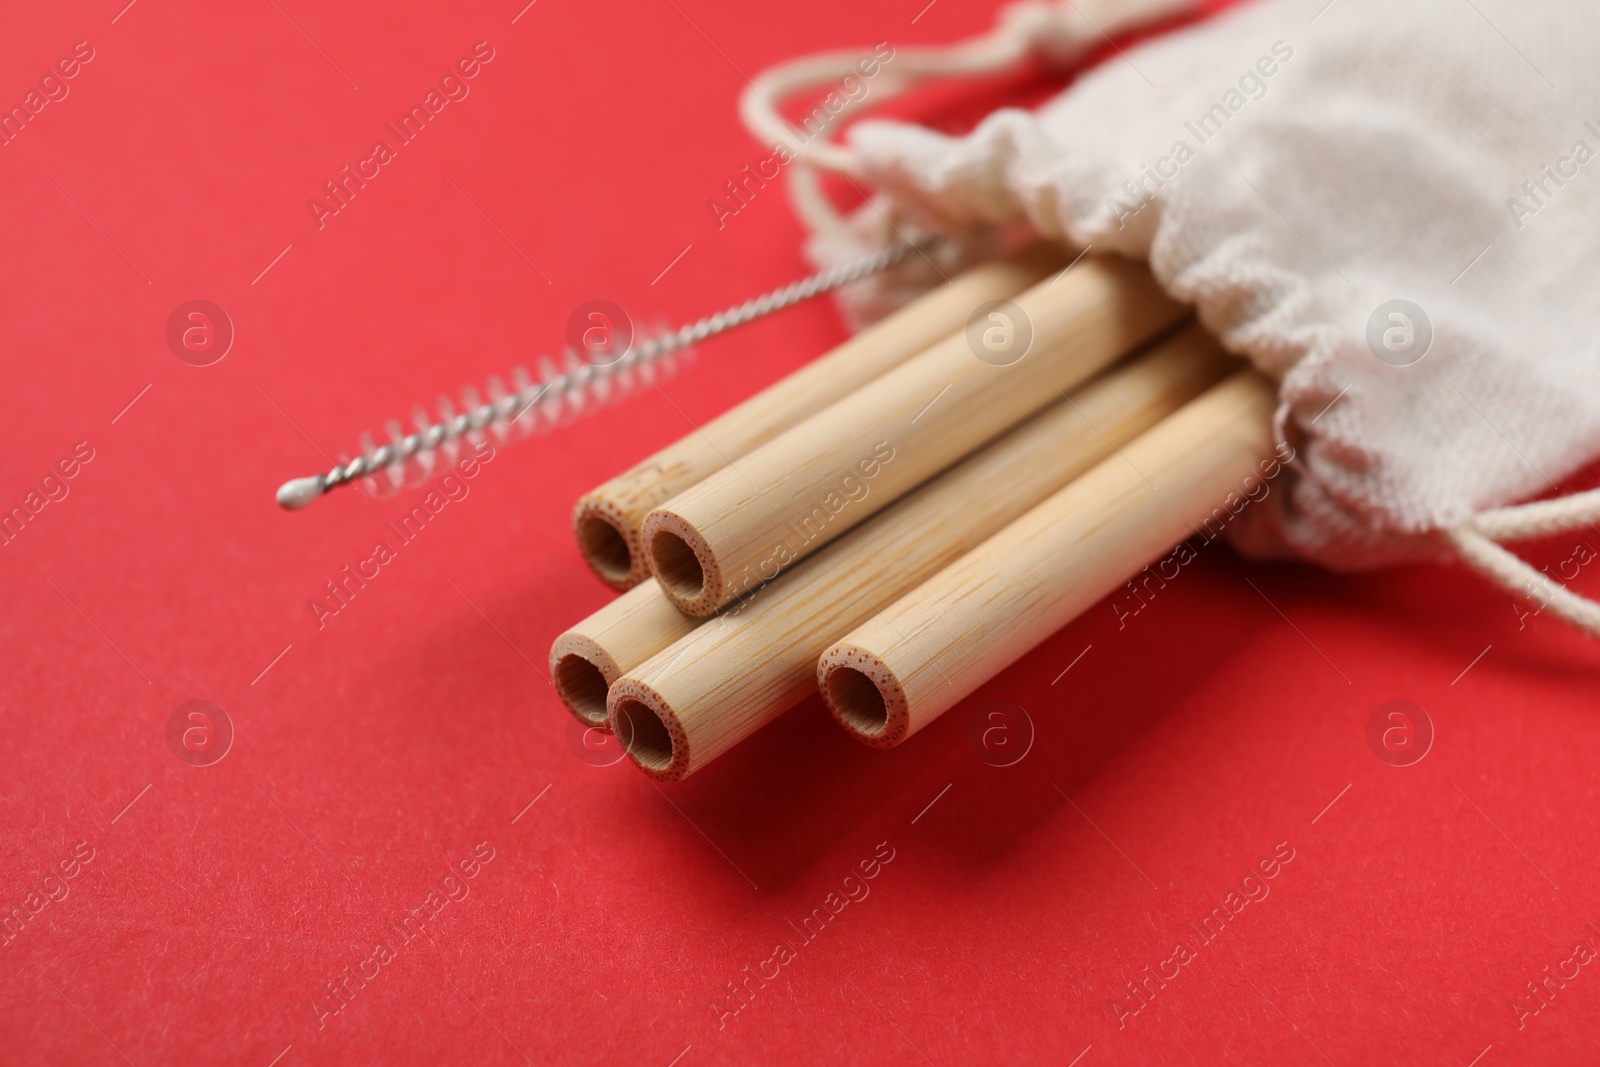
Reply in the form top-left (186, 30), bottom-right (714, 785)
top-left (825, 665), bottom-right (891, 736)
top-left (612, 697), bottom-right (676, 773)
top-left (578, 513), bottom-right (635, 583)
top-left (649, 528), bottom-right (707, 602)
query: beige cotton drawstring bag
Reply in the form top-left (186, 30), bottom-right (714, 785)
top-left (743, 0), bottom-right (1600, 638)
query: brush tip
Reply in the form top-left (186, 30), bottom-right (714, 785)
top-left (275, 475), bottom-right (325, 510)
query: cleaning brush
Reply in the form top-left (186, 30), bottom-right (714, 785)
top-left (274, 238), bottom-right (934, 510)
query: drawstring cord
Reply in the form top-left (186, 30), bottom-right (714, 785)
top-left (738, 0), bottom-right (1198, 240)
top-left (1448, 491), bottom-right (1600, 638)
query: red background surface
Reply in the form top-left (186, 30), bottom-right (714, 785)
top-left (3, 1), bottom-right (1599, 1064)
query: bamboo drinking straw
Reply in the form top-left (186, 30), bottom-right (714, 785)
top-left (642, 256), bottom-right (1186, 616)
top-left (573, 243), bottom-right (1065, 590)
top-left (817, 369), bottom-right (1281, 748)
top-left (550, 580), bottom-right (697, 727)
top-left (550, 320), bottom-right (1221, 730)
top-left (608, 325), bottom-right (1233, 780)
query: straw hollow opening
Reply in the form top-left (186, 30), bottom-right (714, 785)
top-left (613, 696), bottom-right (675, 772)
top-left (826, 666), bottom-right (890, 736)
top-left (650, 529), bottom-right (706, 601)
top-left (578, 514), bottom-right (634, 583)
top-left (554, 653), bottom-right (611, 727)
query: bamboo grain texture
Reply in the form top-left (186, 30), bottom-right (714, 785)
top-left (817, 369), bottom-right (1282, 748)
top-left (642, 255), bottom-right (1187, 616)
top-left (571, 243), bottom-right (1064, 590)
top-left (607, 325), bottom-right (1233, 780)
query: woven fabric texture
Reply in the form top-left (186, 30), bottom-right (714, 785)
top-left (839, 0), bottom-right (1600, 571)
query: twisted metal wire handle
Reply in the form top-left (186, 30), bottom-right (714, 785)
top-left (275, 238), bottom-right (934, 510)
